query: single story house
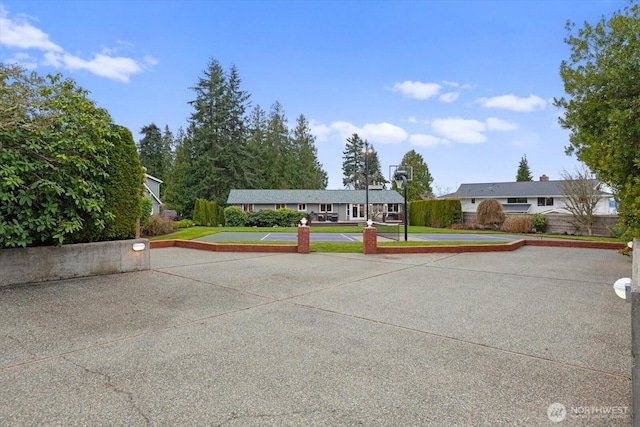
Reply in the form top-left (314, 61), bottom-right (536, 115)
top-left (227, 188), bottom-right (406, 222)
top-left (445, 175), bottom-right (613, 215)
top-left (143, 174), bottom-right (163, 215)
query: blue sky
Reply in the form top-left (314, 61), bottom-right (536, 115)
top-left (0, 0), bottom-right (628, 193)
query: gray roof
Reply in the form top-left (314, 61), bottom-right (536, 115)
top-left (227, 189), bottom-right (405, 204)
top-left (450, 180), bottom-right (611, 198)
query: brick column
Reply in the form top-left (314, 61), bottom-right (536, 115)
top-left (363, 226), bottom-right (377, 255)
top-left (297, 225), bottom-right (310, 254)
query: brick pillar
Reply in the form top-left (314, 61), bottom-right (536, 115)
top-left (363, 226), bottom-right (377, 254)
top-left (297, 225), bottom-right (310, 254)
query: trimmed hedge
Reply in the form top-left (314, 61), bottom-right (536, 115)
top-left (224, 206), bottom-right (247, 227)
top-left (193, 198), bottom-right (219, 226)
top-left (409, 199), bottom-right (462, 228)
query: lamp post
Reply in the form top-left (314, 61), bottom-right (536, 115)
top-left (362, 141), bottom-right (373, 222)
top-left (394, 170), bottom-right (408, 242)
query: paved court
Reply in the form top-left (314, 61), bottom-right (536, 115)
top-left (0, 246), bottom-right (633, 425)
top-left (196, 231), bottom-right (522, 243)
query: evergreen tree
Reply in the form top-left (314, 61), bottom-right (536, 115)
top-left (394, 150), bottom-right (434, 200)
top-left (161, 125), bottom-right (175, 169)
top-left (138, 123), bottom-right (172, 179)
top-left (516, 155), bottom-right (533, 181)
top-left (342, 133), bottom-right (366, 189)
top-left (366, 147), bottom-right (387, 188)
top-left (246, 105), bottom-right (269, 188)
top-left (264, 101), bottom-right (292, 188)
top-left (291, 114), bottom-right (328, 189)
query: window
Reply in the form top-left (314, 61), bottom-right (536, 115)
top-left (507, 198), bottom-right (528, 203)
top-left (471, 198), bottom-right (475, 204)
top-left (298, 204), bottom-right (306, 211)
top-left (320, 203), bottom-right (332, 212)
top-left (242, 204), bottom-right (253, 212)
top-left (275, 203), bottom-right (286, 210)
top-left (387, 203), bottom-right (400, 213)
top-left (537, 197), bottom-right (554, 206)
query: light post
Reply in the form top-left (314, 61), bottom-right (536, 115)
top-left (362, 141), bottom-right (373, 222)
top-left (394, 170), bottom-right (408, 242)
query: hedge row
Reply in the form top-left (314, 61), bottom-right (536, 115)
top-left (223, 207), bottom-right (305, 227)
top-left (409, 199), bottom-right (462, 228)
top-left (193, 198), bottom-right (225, 226)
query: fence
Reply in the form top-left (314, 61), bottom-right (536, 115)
top-left (462, 213), bottom-right (620, 237)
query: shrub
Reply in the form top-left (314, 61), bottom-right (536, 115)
top-left (278, 208), bottom-right (305, 227)
top-left (476, 199), bottom-right (504, 228)
top-left (140, 196), bottom-right (153, 231)
top-left (409, 199), bottom-right (462, 227)
top-left (501, 215), bottom-right (533, 233)
top-left (246, 209), bottom-right (281, 227)
top-left (143, 215), bottom-right (174, 236)
top-left (173, 219), bottom-right (195, 228)
top-left (224, 206), bottom-right (247, 227)
top-left (531, 213), bottom-right (548, 233)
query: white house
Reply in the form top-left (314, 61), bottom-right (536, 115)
top-left (143, 174), bottom-right (163, 215)
top-left (445, 176), bottom-right (613, 215)
top-left (227, 189), bottom-right (405, 222)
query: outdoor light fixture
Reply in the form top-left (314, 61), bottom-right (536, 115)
top-left (300, 217), bottom-right (308, 226)
top-left (132, 242), bottom-right (146, 252)
top-left (613, 277), bottom-right (632, 301)
top-left (362, 141), bottom-right (373, 222)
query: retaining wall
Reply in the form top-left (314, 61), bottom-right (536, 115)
top-left (0, 239), bottom-right (150, 287)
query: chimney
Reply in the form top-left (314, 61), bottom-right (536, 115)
top-left (539, 174), bottom-right (549, 182)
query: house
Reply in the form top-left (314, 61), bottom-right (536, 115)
top-left (143, 174), bottom-right (163, 215)
top-left (446, 175), bottom-right (613, 215)
top-left (226, 189), bottom-right (406, 222)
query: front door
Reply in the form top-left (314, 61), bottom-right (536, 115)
top-left (351, 204), bottom-right (365, 220)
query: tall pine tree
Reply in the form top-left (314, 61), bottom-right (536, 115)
top-left (138, 123), bottom-right (172, 180)
top-left (394, 150), bottom-right (434, 200)
top-left (341, 134), bottom-right (384, 189)
top-left (291, 114), bottom-right (328, 189)
top-left (516, 155), bottom-right (533, 181)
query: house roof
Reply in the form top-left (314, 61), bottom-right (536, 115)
top-left (145, 173), bottom-right (163, 184)
top-left (449, 180), bottom-right (611, 198)
top-left (227, 189), bottom-right (405, 205)
top-left (143, 183), bottom-right (162, 205)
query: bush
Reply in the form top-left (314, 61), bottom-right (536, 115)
top-left (143, 215), bottom-right (174, 236)
top-left (501, 215), bottom-right (533, 233)
top-left (246, 209), bottom-right (281, 227)
top-left (531, 213), bottom-right (548, 233)
top-left (193, 198), bottom-right (218, 226)
top-left (409, 199), bottom-right (462, 227)
top-left (140, 196), bottom-right (153, 231)
top-left (476, 199), bottom-right (504, 228)
top-left (224, 206), bottom-right (247, 227)
top-left (173, 219), bottom-right (195, 228)
top-left (278, 208), bottom-right (305, 227)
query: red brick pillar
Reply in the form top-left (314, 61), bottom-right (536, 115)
top-left (297, 225), bottom-right (310, 254)
top-left (363, 226), bottom-right (377, 254)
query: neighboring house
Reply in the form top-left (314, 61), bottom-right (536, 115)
top-left (445, 175), bottom-right (612, 215)
top-left (227, 189), bottom-right (406, 222)
top-left (143, 174), bottom-right (163, 215)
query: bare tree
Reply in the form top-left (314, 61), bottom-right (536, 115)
top-left (560, 166), bottom-right (603, 236)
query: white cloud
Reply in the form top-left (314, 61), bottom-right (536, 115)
top-left (477, 94), bottom-right (546, 112)
top-left (361, 122), bottom-right (408, 144)
top-left (409, 134), bottom-right (445, 147)
top-left (392, 80), bottom-right (441, 100)
top-left (486, 117), bottom-right (518, 131)
top-left (439, 92), bottom-right (460, 103)
top-left (406, 116), bottom-right (417, 123)
top-left (5, 52), bottom-right (38, 69)
top-left (310, 121), bottom-right (408, 145)
top-left (430, 117), bottom-right (517, 144)
top-left (0, 6), bottom-right (62, 52)
top-left (0, 6), bottom-right (153, 82)
top-left (432, 118), bottom-right (487, 144)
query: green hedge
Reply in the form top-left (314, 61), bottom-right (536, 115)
top-left (224, 206), bottom-right (247, 227)
top-left (409, 199), bottom-right (462, 228)
top-left (193, 198), bottom-right (219, 226)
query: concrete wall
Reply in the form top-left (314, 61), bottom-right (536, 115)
top-left (0, 239), bottom-right (150, 287)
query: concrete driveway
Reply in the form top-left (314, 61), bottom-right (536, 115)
top-left (0, 246), bottom-right (633, 425)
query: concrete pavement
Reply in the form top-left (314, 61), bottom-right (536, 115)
top-left (0, 246), bottom-right (634, 425)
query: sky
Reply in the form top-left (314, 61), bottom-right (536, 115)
top-left (0, 0), bottom-right (629, 193)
